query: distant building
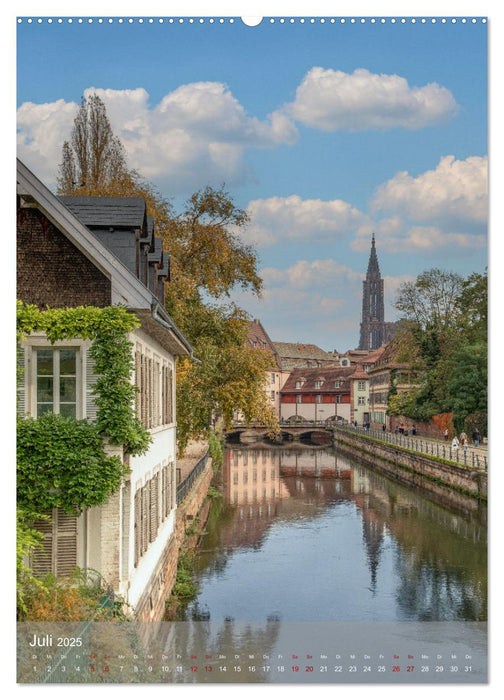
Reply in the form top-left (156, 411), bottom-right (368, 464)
top-left (280, 366), bottom-right (354, 423)
top-left (367, 336), bottom-right (419, 429)
top-left (272, 341), bottom-right (337, 371)
top-left (246, 319), bottom-right (287, 417)
top-left (349, 364), bottom-right (371, 426)
top-left (358, 234), bottom-right (398, 351)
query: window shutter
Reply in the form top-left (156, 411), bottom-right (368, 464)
top-left (30, 509), bottom-right (77, 577)
top-left (141, 485), bottom-right (149, 554)
top-left (55, 511), bottom-right (78, 576)
top-left (134, 489), bottom-right (142, 566)
top-left (135, 350), bottom-right (142, 419)
top-left (154, 360), bottom-right (160, 427)
top-left (30, 515), bottom-right (53, 576)
top-left (83, 346), bottom-right (98, 421)
top-left (17, 346), bottom-right (27, 415)
top-left (149, 474), bottom-right (159, 542)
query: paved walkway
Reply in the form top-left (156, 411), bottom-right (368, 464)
top-left (348, 426), bottom-right (488, 471)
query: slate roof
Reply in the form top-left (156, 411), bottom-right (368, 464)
top-left (58, 196), bottom-right (147, 228)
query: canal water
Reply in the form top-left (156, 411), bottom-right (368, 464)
top-left (171, 444), bottom-right (487, 624)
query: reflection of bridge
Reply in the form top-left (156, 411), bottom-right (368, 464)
top-left (226, 423), bottom-right (334, 445)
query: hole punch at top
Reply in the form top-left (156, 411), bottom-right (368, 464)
top-left (241, 16), bottom-right (263, 26)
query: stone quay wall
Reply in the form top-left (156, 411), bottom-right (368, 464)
top-left (134, 457), bottom-right (213, 622)
top-left (332, 427), bottom-right (487, 503)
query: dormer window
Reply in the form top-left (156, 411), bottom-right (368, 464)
top-left (334, 380), bottom-right (342, 388)
top-left (314, 379), bottom-right (324, 389)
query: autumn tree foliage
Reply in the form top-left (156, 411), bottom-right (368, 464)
top-left (58, 93), bottom-right (277, 452)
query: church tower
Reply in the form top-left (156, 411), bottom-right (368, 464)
top-left (358, 234), bottom-right (385, 350)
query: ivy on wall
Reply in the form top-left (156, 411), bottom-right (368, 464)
top-left (17, 413), bottom-right (129, 514)
top-left (16, 302), bottom-right (151, 515)
top-left (17, 301), bottom-right (151, 456)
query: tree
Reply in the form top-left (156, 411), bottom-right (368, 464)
top-left (395, 269), bottom-right (464, 331)
top-left (57, 93), bottom-right (276, 453)
top-left (456, 269), bottom-right (487, 342)
top-left (391, 268), bottom-right (487, 432)
top-left (57, 94), bottom-right (133, 195)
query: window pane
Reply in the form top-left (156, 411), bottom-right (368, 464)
top-left (60, 377), bottom-right (76, 403)
top-left (37, 403), bottom-right (54, 416)
top-left (37, 349), bottom-right (54, 375)
top-left (60, 403), bottom-right (76, 418)
top-left (37, 377), bottom-right (53, 402)
top-left (60, 350), bottom-right (76, 375)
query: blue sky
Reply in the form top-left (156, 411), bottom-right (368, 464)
top-left (16, 14), bottom-right (488, 351)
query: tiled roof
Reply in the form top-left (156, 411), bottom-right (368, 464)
top-left (59, 196), bottom-right (146, 228)
top-left (247, 319), bottom-right (277, 354)
top-left (281, 366), bottom-right (354, 393)
top-left (273, 341), bottom-right (333, 361)
top-left (350, 364), bottom-right (370, 380)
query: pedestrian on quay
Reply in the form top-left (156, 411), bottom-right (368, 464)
top-left (411, 425), bottom-right (417, 436)
top-left (460, 433), bottom-right (469, 454)
top-left (399, 423), bottom-right (405, 434)
top-left (382, 423), bottom-right (386, 432)
top-left (472, 429), bottom-right (481, 447)
top-left (451, 435), bottom-right (459, 453)
top-left (444, 427), bottom-right (449, 441)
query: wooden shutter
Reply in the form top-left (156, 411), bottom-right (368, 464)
top-left (149, 474), bottom-right (159, 542)
top-left (147, 357), bottom-right (153, 428)
top-left (30, 509), bottom-right (77, 577)
top-left (135, 350), bottom-right (142, 419)
top-left (134, 489), bottom-right (142, 566)
top-left (83, 346), bottom-right (98, 421)
top-left (141, 485), bottom-right (149, 555)
top-left (154, 360), bottom-right (160, 427)
top-left (55, 511), bottom-right (78, 576)
top-left (166, 367), bottom-right (173, 424)
top-left (17, 345), bottom-right (27, 415)
top-left (30, 515), bottom-right (53, 576)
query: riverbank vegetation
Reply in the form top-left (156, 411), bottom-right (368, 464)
top-left (389, 268), bottom-right (487, 435)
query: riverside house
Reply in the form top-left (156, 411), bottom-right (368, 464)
top-left (16, 159), bottom-right (194, 620)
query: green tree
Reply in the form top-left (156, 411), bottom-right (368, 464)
top-left (392, 268), bottom-right (487, 431)
top-left (57, 93), bottom-right (276, 453)
top-left (445, 343), bottom-right (487, 433)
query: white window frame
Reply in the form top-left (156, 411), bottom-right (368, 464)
top-left (28, 341), bottom-right (82, 419)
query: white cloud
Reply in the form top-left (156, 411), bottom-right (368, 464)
top-left (17, 84), bottom-right (298, 191)
top-left (244, 195), bottom-right (372, 246)
top-left (370, 155), bottom-right (488, 226)
top-left (283, 67), bottom-right (458, 132)
top-left (262, 259), bottom-right (362, 289)
top-left (352, 221), bottom-right (486, 255)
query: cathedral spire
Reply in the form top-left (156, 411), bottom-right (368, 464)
top-left (367, 233), bottom-right (381, 276)
top-left (358, 234), bottom-right (385, 350)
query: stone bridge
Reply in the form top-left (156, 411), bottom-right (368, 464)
top-left (226, 423), bottom-right (335, 446)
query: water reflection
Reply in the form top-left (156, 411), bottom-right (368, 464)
top-left (171, 445), bottom-right (486, 624)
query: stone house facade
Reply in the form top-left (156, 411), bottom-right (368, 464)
top-left (16, 159), bottom-right (194, 620)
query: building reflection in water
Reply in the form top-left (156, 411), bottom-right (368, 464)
top-left (177, 445), bottom-right (486, 624)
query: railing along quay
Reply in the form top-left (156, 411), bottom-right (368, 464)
top-left (338, 424), bottom-right (488, 471)
top-left (176, 448), bottom-right (210, 505)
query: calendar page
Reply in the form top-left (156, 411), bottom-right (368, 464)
top-left (16, 10), bottom-right (488, 685)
